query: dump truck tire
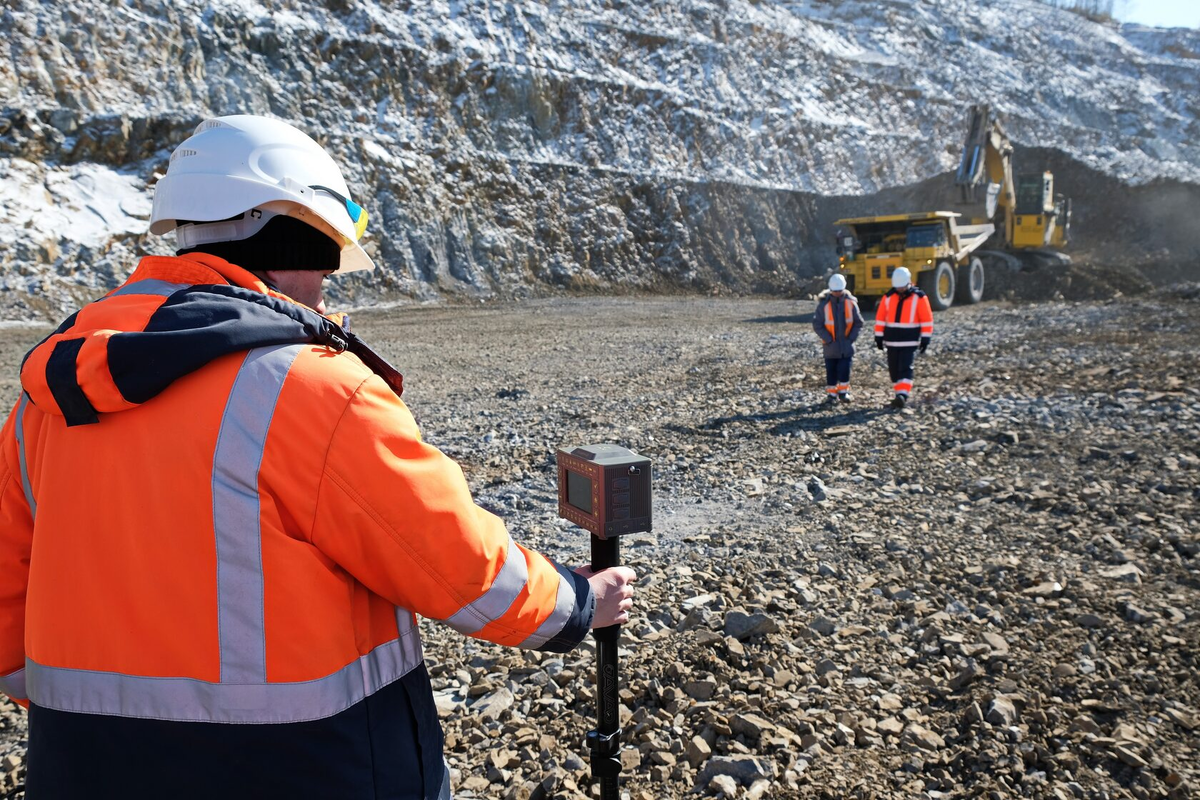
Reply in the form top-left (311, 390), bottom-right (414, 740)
top-left (955, 257), bottom-right (985, 304)
top-left (920, 261), bottom-right (956, 311)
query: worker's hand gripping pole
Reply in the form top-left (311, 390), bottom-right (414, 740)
top-left (587, 535), bottom-right (622, 800)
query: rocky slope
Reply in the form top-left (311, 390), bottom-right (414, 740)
top-left (2, 1), bottom-right (1199, 319)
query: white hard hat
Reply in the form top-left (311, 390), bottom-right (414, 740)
top-left (828, 274), bottom-right (847, 292)
top-left (150, 115), bottom-right (374, 274)
top-left (891, 267), bottom-right (912, 289)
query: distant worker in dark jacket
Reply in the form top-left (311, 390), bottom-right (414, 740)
top-left (874, 267), bottom-right (933, 409)
top-left (812, 274), bottom-right (864, 403)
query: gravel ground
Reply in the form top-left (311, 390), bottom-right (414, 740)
top-left (0, 290), bottom-right (1197, 799)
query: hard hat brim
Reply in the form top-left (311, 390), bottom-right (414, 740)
top-left (151, 173), bottom-right (375, 274)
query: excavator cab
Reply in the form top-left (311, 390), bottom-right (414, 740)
top-left (1012, 172), bottom-right (1060, 249)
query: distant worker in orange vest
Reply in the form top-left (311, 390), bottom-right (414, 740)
top-left (874, 267), bottom-right (933, 409)
top-left (812, 274), bottom-right (864, 403)
top-left (0, 115), bottom-right (637, 800)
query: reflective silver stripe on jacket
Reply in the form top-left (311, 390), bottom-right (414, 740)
top-left (442, 537), bottom-right (528, 636)
top-left (212, 345), bottom-right (300, 684)
top-left (14, 394), bottom-right (35, 518)
top-left (107, 280), bottom-right (191, 298)
top-left (0, 667), bottom-right (26, 701)
top-left (24, 629), bottom-right (424, 724)
top-left (519, 572), bottom-right (577, 649)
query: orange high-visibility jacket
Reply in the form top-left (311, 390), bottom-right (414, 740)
top-left (874, 288), bottom-right (933, 348)
top-left (0, 254), bottom-right (593, 732)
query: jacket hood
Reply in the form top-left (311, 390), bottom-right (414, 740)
top-left (817, 289), bottom-right (857, 302)
top-left (19, 254), bottom-right (356, 426)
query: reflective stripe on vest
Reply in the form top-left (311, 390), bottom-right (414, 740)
top-left (24, 628), bottom-right (423, 723)
top-left (824, 298), bottom-right (853, 338)
top-left (24, 344), bottom-right (426, 722)
top-left (443, 536), bottom-right (529, 635)
top-left (106, 280), bottom-right (192, 299)
top-left (214, 345), bottom-right (300, 683)
top-left (14, 394), bottom-right (35, 518)
top-left (520, 570), bottom-right (578, 649)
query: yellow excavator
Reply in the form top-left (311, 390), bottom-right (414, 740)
top-left (835, 104), bottom-right (1071, 310)
top-left (956, 103), bottom-right (1070, 251)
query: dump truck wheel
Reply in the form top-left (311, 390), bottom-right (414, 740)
top-left (920, 261), bottom-right (956, 311)
top-left (955, 257), bottom-right (985, 304)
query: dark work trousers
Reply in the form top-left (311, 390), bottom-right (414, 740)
top-left (824, 357), bottom-right (853, 394)
top-left (886, 347), bottom-right (917, 396)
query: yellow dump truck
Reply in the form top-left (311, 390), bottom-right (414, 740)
top-left (834, 105), bottom-right (1070, 311)
top-left (834, 211), bottom-right (994, 311)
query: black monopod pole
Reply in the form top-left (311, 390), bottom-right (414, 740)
top-left (587, 534), bottom-right (622, 800)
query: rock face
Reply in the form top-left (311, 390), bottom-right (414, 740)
top-left (2, 1), bottom-right (1200, 319)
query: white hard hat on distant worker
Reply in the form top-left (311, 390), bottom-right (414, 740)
top-left (149, 115), bottom-right (374, 275)
top-left (891, 267), bottom-right (912, 289)
top-left (828, 274), bottom-right (847, 292)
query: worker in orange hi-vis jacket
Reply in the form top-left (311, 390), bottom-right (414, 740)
top-left (0, 115), bottom-right (636, 800)
top-left (873, 267), bottom-right (934, 409)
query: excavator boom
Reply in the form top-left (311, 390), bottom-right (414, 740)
top-left (954, 104), bottom-right (1015, 224)
top-left (951, 104), bottom-right (1067, 251)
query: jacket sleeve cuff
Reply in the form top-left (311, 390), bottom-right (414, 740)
top-left (537, 562), bottom-right (595, 653)
top-left (0, 667), bottom-right (27, 705)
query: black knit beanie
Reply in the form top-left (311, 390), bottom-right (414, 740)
top-left (177, 214), bottom-right (341, 273)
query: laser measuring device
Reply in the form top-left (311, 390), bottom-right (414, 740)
top-left (557, 444), bottom-right (652, 539)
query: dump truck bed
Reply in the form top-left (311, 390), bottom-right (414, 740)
top-left (950, 222), bottom-right (995, 260)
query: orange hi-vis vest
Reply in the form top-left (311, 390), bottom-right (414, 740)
top-left (874, 288), bottom-right (933, 347)
top-left (0, 253), bottom-right (592, 725)
top-left (824, 296), bottom-right (855, 339)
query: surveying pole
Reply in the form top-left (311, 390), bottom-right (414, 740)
top-left (588, 534), bottom-right (622, 800)
top-left (556, 443), bottom-right (652, 800)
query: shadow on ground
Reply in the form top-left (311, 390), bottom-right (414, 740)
top-left (667, 401), bottom-right (890, 438)
top-left (742, 314), bottom-right (810, 325)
